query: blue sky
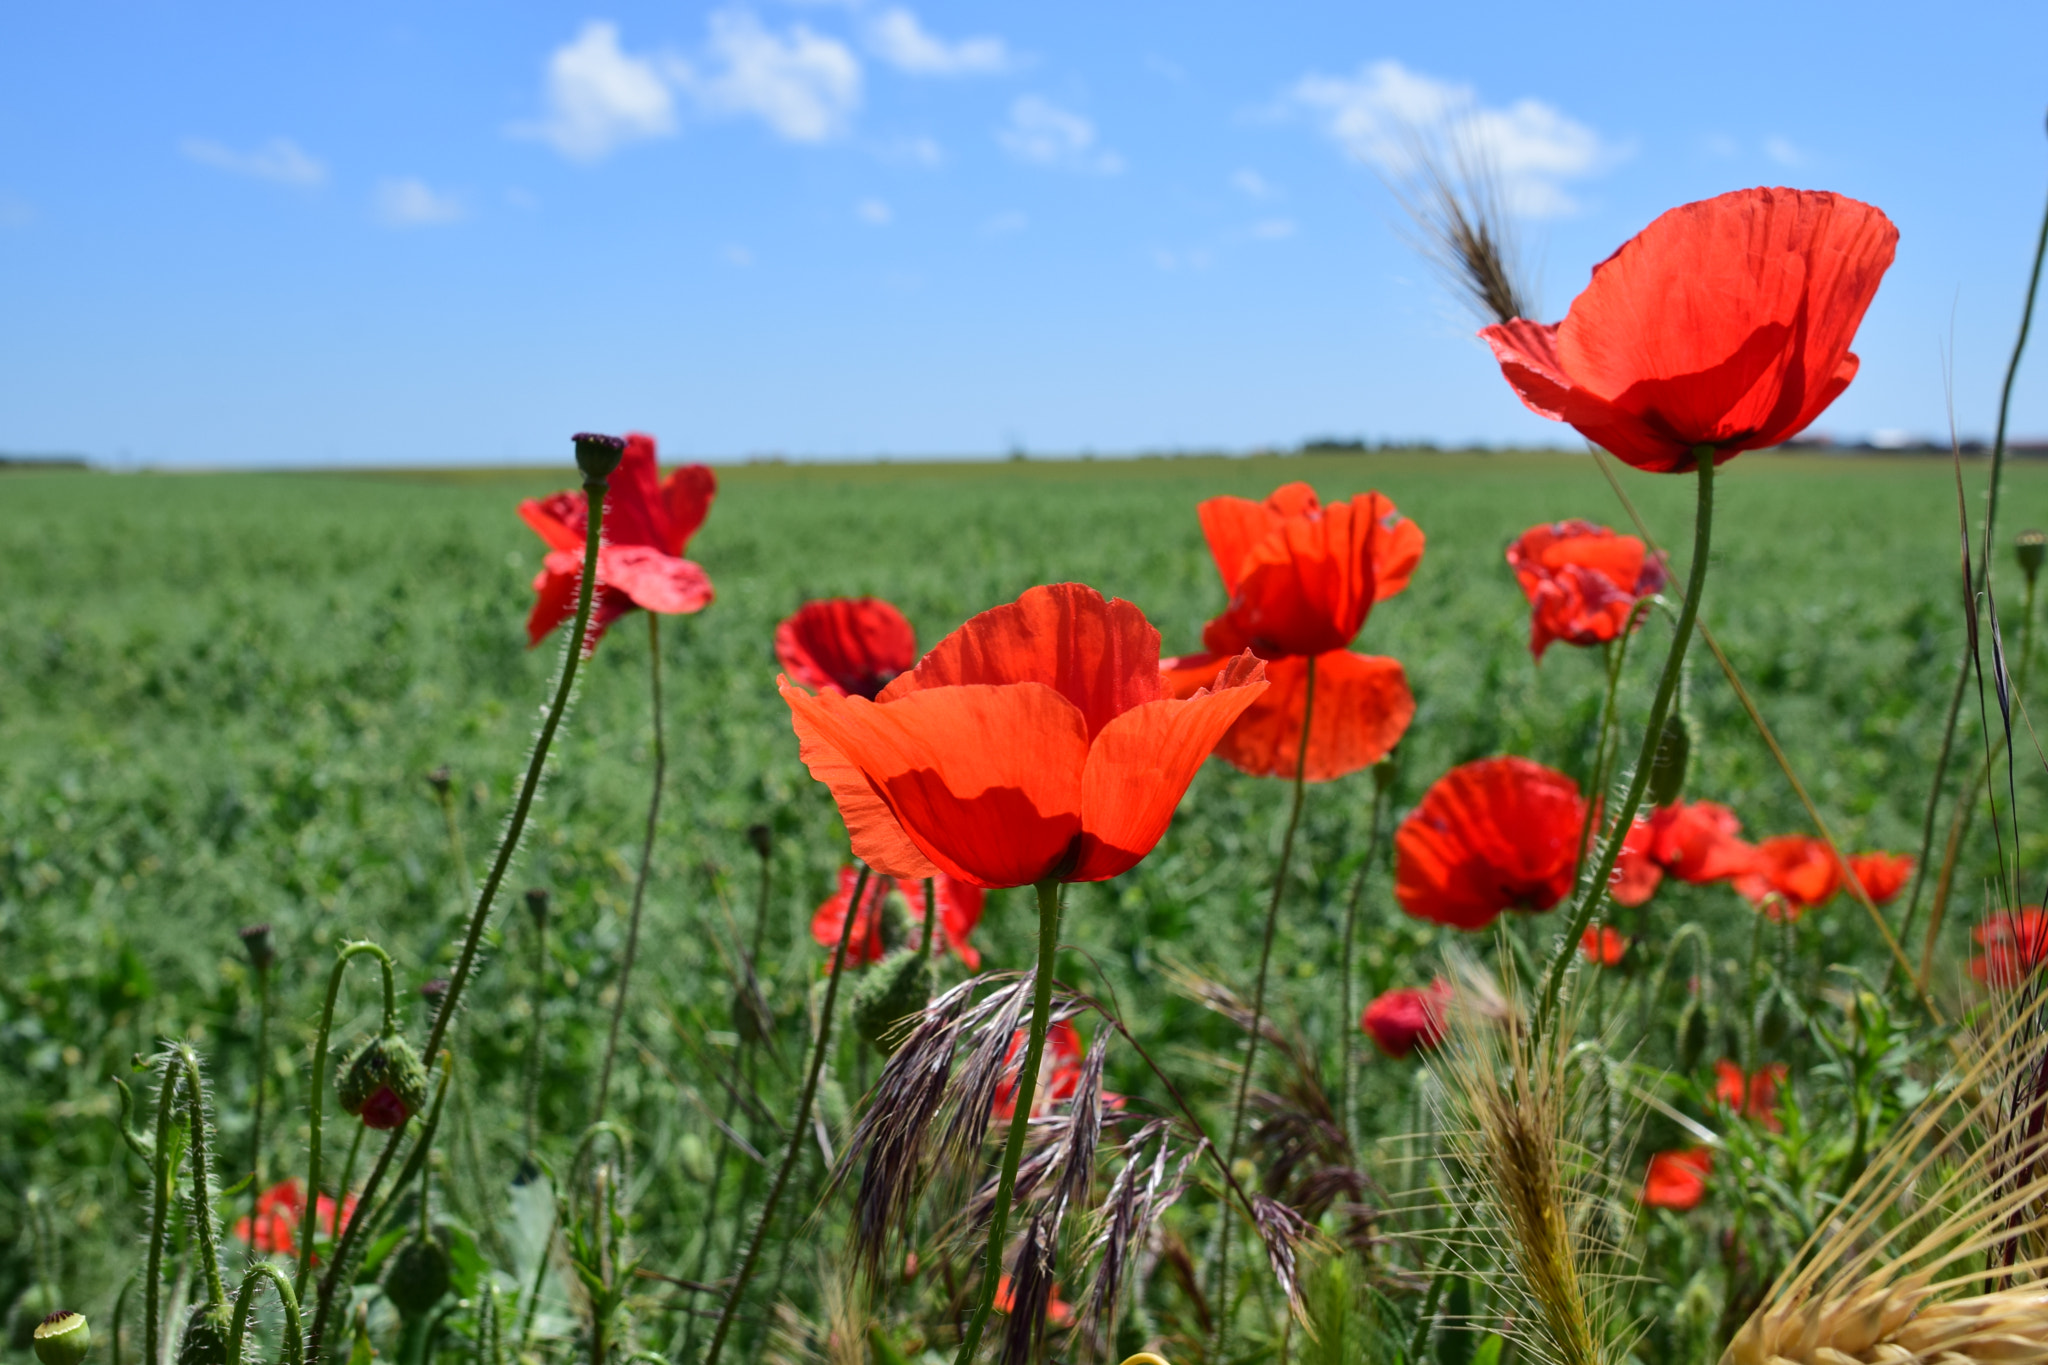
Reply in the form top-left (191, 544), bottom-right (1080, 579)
top-left (2, 2), bottom-right (2044, 466)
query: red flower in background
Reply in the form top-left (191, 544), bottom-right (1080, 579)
top-left (1643, 1149), bottom-right (1712, 1210)
top-left (1362, 980), bottom-right (1454, 1058)
top-left (1736, 836), bottom-right (1841, 920)
top-left (1481, 188), bottom-right (1898, 473)
top-left (994, 1274), bottom-right (1074, 1327)
top-left (1714, 1060), bottom-right (1788, 1132)
top-left (1163, 484), bottom-right (1422, 782)
top-left (1395, 757), bottom-right (1584, 930)
top-left (1846, 852), bottom-right (1914, 907)
top-left (519, 433), bottom-right (715, 648)
top-left (1580, 925), bottom-right (1629, 967)
top-left (809, 866), bottom-right (985, 970)
top-left (233, 1179), bottom-right (357, 1260)
top-left (1506, 521), bottom-right (1669, 660)
top-left (782, 584), bottom-right (1267, 888)
top-left (1646, 801), bottom-right (1758, 884)
top-left (1972, 909), bottom-right (2048, 990)
top-left (992, 1020), bottom-right (1084, 1119)
top-left (1608, 818), bottom-right (1662, 907)
top-left (775, 597), bottom-right (917, 700)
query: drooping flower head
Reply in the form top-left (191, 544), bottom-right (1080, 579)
top-left (1643, 1149), bottom-right (1712, 1210)
top-left (1395, 757), bottom-right (1584, 930)
top-left (1735, 835), bottom-right (1841, 921)
top-left (1846, 851), bottom-right (1914, 907)
top-left (809, 866), bottom-right (985, 970)
top-left (1506, 520), bottom-right (1669, 660)
top-left (1361, 979), bottom-right (1454, 1058)
top-left (519, 432), bottom-right (716, 648)
top-left (1714, 1059), bottom-right (1788, 1132)
top-left (1481, 188), bottom-right (1898, 472)
top-left (775, 597), bottom-right (917, 700)
top-left (782, 583), bottom-right (1267, 888)
top-left (1972, 909), bottom-right (2048, 990)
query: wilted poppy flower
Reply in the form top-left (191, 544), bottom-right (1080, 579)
top-left (1846, 852), bottom-right (1914, 907)
top-left (520, 433), bottom-right (716, 648)
top-left (994, 1274), bottom-right (1074, 1327)
top-left (1507, 521), bottom-right (1670, 660)
top-left (1643, 1149), bottom-right (1712, 1210)
top-left (1714, 1059), bottom-right (1788, 1132)
top-left (809, 866), bottom-right (986, 970)
top-left (782, 583), bottom-right (1267, 888)
top-left (1580, 925), bottom-right (1629, 967)
top-left (1735, 835), bottom-right (1841, 920)
top-left (1395, 757), bottom-right (1585, 930)
top-left (992, 1020), bottom-right (1083, 1119)
top-left (1646, 801), bottom-right (1758, 883)
top-left (1361, 979), bottom-right (1454, 1058)
top-left (775, 597), bottom-right (916, 700)
top-left (1481, 188), bottom-right (1898, 473)
top-left (233, 1179), bottom-right (356, 1260)
top-left (1972, 909), bottom-right (2048, 990)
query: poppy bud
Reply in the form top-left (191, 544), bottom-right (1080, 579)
top-left (175, 1303), bottom-right (232, 1365)
top-left (572, 433), bottom-right (626, 483)
top-left (33, 1311), bottom-right (89, 1365)
top-left (1677, 998), bottom-right (1710, 1074)
top-left (419, 979), bottom-right (449, 1006)
top-left (851, 950), bottom-right (935, 1055)
top-left (382, 1232), bottom-right (452, 1322)
top-left (524, 887), bottom-right (549, 929)
top-left (425, 766), bottom-right (451, 797)
top-left (237, 924), bottom-right (275, 972)
top-left (747, 824), bottom-right (774, 861)
top-left (1647, 711), bottom-right (1692, 808)
top-left (1757, 987), bottom-right (1793, 1052)
top-left (336, 1033), bottom-right (429, 1131)
top-left (2019, 529), bottom-right (2045, 585)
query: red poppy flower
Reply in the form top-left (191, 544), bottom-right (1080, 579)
top-left (1972, 909), bottom-right (2048, 990)
top-left (774, 597), bottom-right (916, 700)
top-left (1608, 817), bottom-right (1661, 907)
top-left (1506, 520), bottom-right (1669, 660)
top-left (1394, 757), bottom-right (1584, 930)
top-left (519, 432), bottom-right (716, 648)
top-left (1643, 1149), bottom-right (1711, 1210)
top-left (1481, 188), bottom-right (1898, 473)
top-left (232, 1179), bottom-right (357, 1260)
top-left (992, 1020), bottom-right (1084, 1119)
top-left (994, 1274), bottom-right (1074, 1327)
top-left (1713, 1059), bottom-right (1787, 1132)
top-left (1361, 979), bottom-right (1454, 1058)
top-left (1580, 925), bottom-right (1628, 967)
top-left (1645, 801), bottom-right (1758, 883)
top-left (1735, 835), bottom-right (1841, 920)
top-left (781, 583), bottom-right (1267, 888)
top-left (1846, 852), bottom-right (1913, 907)
top-left (1159, 650), bottom-right (1414, 782)
top-left (809, 866), bottom-right (986, 970)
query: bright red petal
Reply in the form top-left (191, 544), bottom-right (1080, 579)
top-left (601, 433), bottom-right (668, 551)
top-left (776, 597), bottom-right (918, 699)
top-left (1394, 757), bottom-right (1584, 930)
top-left (781, 680), bottom-right (939, 880)
top-left (519, 491), bottom-right (588, 553)
top-left (599, 545), bottom-right (713, 615)
top-left (1847, 851), bottom-right (1913, 907)
top-left (1175, 650), bottom-right (1414, 783)
top-left (1197, 493), bottom-right (1289, 596)
top-left (1226, 496), bottom-right (1383, 657)
top-left (660, 463), bottom-right (717, 556)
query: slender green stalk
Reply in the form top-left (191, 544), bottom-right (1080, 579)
top-left (523, 897), bottom-right (550, 1157)
top-left (248, 957), bottom-right (271, 1258)
top-left (296, 941), bottom-right (396, 1297)
top-left (228, 1264), bottom-right (302, 1365)
top-left (1573, 624), bottom-right (1639, 887)
top-left (112, 1275), bottom-right (135, 1365)
top-left (335, 1123), bottom-right (365, 1234)
top-left (1338, 778), bottom-right (1390, 1156)
top-left (433, 776), bottom-right (475, 911)
top-left (953, 879), bottom-right (1065, 1365)
top-left (596, 611), bottom-right (668, 1121)
top-left (1539, 449), bottom-right (1715, 1035)
top-left (920, 877), bottom-right (938, 960)
top-left (146, 1055), bottom-right (185, 1365)
top-left (174, 1047), bottom-right (228, 1313)
top-left (703, 865), bottom-right (871, 1365)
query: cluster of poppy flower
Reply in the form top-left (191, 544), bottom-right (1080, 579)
top-left (232, 1178), bottom-right (357, 1259)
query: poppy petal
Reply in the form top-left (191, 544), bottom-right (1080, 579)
top-left (1171, 651), bottom-right (1413, 782)
top-left (1363, 492), bottom-right (1426, 601)
top-left (660, 463), bottom-right (718, 557)
top-left (527, 556), bottom-right (582, 646)
top-left (1227, 499), bottom-right (1383, 657)
top-left (599, 545), bottom-right (713, 615)
top-left (782, 681), bottom-right (939, 880)
top-left (1198, 493), bottom-right (1290, 596)
top-left (600, 433), bottom-right (670, 552)
top-left (775, 597), bottom-right (918, 699)
top-left (518, 493), bottom-right (588, 553)
top-left (1394, 757), bottom-right (1584, 930)
top-left (1481, 320), bottom-right (1684, 471)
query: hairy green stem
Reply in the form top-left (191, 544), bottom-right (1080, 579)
top-left (146, 1056), bottom-right (185, 1365)
top-left (297, 941), bottom-right (396, 1297)
top-left (597, 611), bottom-right (668, 1121)
top-left (175, 1047), bottom-right (228, 1311)
top-left (229, 1264), bottom-right (302, 1365)
top-left (1338, 777), bottom-right (1390, 1156)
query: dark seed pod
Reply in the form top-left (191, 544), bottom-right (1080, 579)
top-left (33, 1311), bottom-right (90, 1365)
top-left (383, 1232), bottom-right (453, 1322)
top-left (175, 1303), bottom-right (233, 1365)
top-left (572, 433), bottom-right (626, 482)
top-left (2018, 529), bottom-right (2045, 584)
top-left (336, 1033), bottom-right (429, 1130)
top-left (237, 924), bottom-right (275, 971)
top-left (524, 887), bottom-right (549, 930)
top-left (851, 950), bottom-right (935, 1055)
top-left (1647, 710), bottom-right (1692, 808)
top-left (746, 823), bottom-right (773, 861)
top-left (1677, 997), bottom-right (1710, 1074)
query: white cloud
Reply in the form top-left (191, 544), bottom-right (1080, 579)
top-left (866, 7), bottom-right (1010, 75)
top-left (376, 178), bottom-right (464, 226)
top-left (670, 10), bottom-right (862, 143)
top-left (877, 134), bottom-right (944, 166)
top-left (1232, 168), bottom-right (1275, 199)
top-left (516, 22), bottom-right (675, 162)
top-left (723, 244), bottom-right (754, 266)
top-left (179, 136), bottom-right (327, 187)
top-left (998, 96), bottom-right (1122, 174)
top-left (856, 197), bottom-right (892, 224)
top-left (981, 209), bottom-right (1027, 236)
top-left (1286, 60), bottom-right (1619, 217)
top-left (1251, 217), bottom-right (1295, 240)
top-left (1765, 135), bottom-right (1803, 166)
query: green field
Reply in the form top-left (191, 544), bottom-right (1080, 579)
top-left (4, 450), bottom-right (2043, 1361)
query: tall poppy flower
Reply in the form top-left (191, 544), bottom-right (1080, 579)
top-left (775, 597), bottom-right (916, 700)
top-left (519, 433), bottom-right (716, 647)
top-left (1395, 757), bottom-right (1584, 931)
top-left (809, 866), bottom-right (985, 970)
top-left (1506, 520), bottom-right (1669, 660)
top-left (1643, 1149), bottom-right (1711, 1210)
top-left (1361, 979), bottom-right (1454, 1058)
top-left (1480, 188), bottom-right (1898, 473)
top-left (1971, 909), bottom-right (2048, 990)
top-left (1645, 801), bottom-right (1758, 884)
top-left (1714, 1059), bottom-right (1788, 1133)
top-left (780, 582), bottom-right (1267, 889)
top-left (1846, 852), bottom-right (1913, 907)
top-left (1735, 835), bottom-right (1841, 920)
top-left (1162, 483), bottom-right (1421, 781)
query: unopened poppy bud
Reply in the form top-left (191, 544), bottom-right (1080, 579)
top-left (425, 766), bottom-right (452, 796)
top-left (336, 1033), bottom-right (429, 1131)
top-left (1677, 998), bottom-right (1709, 1074)
top-left (2018, 529), bottom-right (2045, 584)
top-left (524, 887), bottom-right (549, 929)
top-left (382, 1232), bottom-right (452, 1322)
top-left (175, 1304), bottom-right (232, 1365)
top-left (747, 823), bottom-right (774, 861)
top-left (419, 979), bottom-right (449, 1005)
top-left (572, 432), bottom-right (626, 483)
top-left (238, 924), bottom-right (275, 972)
top-left (1647, 711), bottom-right (1692, 808)
top-left (33, 1311), bottom-right (88, 1365)
top-left (851, 950), bottom-right (935, 1055)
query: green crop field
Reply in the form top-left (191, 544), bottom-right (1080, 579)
top-left (5, 449), bottom-right (2046, 1362)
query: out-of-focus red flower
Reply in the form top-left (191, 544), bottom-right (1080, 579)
top-left (1643, 1149), bottom-right (1712, 1210)
top-left (774, 597), bottom-right (916, 700)
top-left (1362, 979), bottom-right (1454, 1058)
top-left (1735, 836), bottom-right (1841, 920)
top-left (992, 1020), bottom-right (1084, 1120)
top-left (1506, 521), bottom-right (1669, 660)
top-left (1164, 484), bottom-right (1421, 782)
top-left (1645, 801), bottom-right (1758, 883)
top-left (1972, 909), bottom-right (2048, 990)
top-left (1580, 925), bottom-right (1629, 967)
top-left (808, 867), bottom-right (986, 970)
top-left (994, 1274), bottom-right (1074, 1327)
top-left (1395, 758), bottom-right (1584, 930)
top-left (519, 432), bottom-right (716, 648)
top-left (1608, 817), bottom-right (1661, 907)
top-left (1846, 852), bottom-right (1914, 907)
top-left (783, 584), bottom-right (1266, 887)
top-left (233, 1179), bottom-right (357, 1260)
top-left (1713, 1060), bottom-right (1788, 1132)
top-left (1481, 188), bottom-right (1898, 474)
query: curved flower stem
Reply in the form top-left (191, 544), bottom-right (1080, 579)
top-left (173, 1046), bottom-right (229, 1313)
top-left (309, 460), bottom-right (612, 1365)
top-left (146, 1054), bottom-right (186, 1365)
top-left (297, 941), bottom-right (397, 1297)
top-left (1338, 776), bottom-right (1390, 1156)
top-left (229, 1264), bottom-right (302, 1365)
top-left (703, 865), bottom-right (870, 1365)
top-left (1539, 450), bottom-right (1714, 1036)
top-left (596, 611), bottom-right (667, 1122)
top-left (953, 878), bottom-right (1065, 1365)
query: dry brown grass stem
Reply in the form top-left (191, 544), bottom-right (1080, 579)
top-left (1386, 128), bottom-right (1534, 328)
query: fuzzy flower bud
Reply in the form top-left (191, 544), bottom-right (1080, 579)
top-left (1647, 710), bottom-right (1692, 807)
top-left (572, 433), bottom-right (626, 483)
top-left (336, 1033), bottom-right (429, 1131)
top-left (383, 1233), bottom-right (453, 1322)
top-left (851, 950), bottom-right (935, 1055)
top-left (33, 1312), bottom-right (89, 1365)
top-left (524, 887), bottom-right (549, 929)
top-left (2019, 529), bottom-right (2045, 585)
top-left (175, 1304), bottom-right (232, 1365)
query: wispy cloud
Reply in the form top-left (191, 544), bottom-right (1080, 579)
top-left (1232, 168), bottom-right (1276, 199)
top-left (1250, 217), bottom-right (1295, 240)
top-left (1285, 60), bottom-right (1621, 217)
top-left (856, 196), bottom-right (892, 224)
top-left (981, 209), bottom-right (1027, 236)
top-left (876, 133), bottom-right (944, 166)
top-left (376, 178), bottom-right (464, 227)
top-left (670, 9), bottom-right (862, 143)
top-left (513, 21), bottom-right (675, 162)
top-left (865, 7), bottom-right (1010, 75)
top-left (1764, 134), bottom-right (1803, 166)
top-left (998, 96), bottom-right (1122, 174)
top-left (179, 136), bottom-right (327, 187)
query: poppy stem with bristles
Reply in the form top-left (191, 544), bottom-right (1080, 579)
top-left (953, 877), bottom-right (1065, 1365)
top-left (595, 609), bottom-right (667, 1122)
top-left (1539, 449), bottom-right (1714, 1037)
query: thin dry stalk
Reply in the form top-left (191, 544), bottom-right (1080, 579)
top-left (1386, 126), bottom-right (1535, 327)
top-left (1077, 1120), bottom-right (1196, 1355)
